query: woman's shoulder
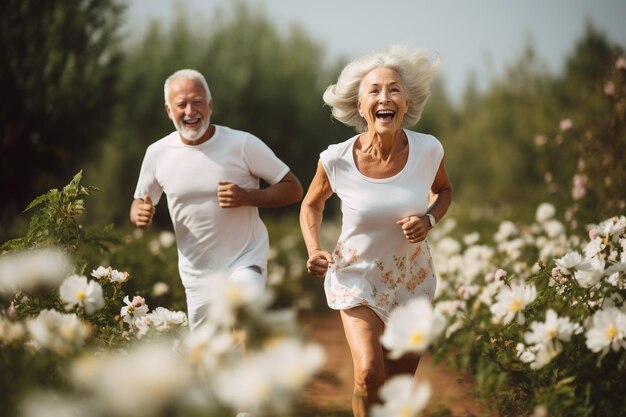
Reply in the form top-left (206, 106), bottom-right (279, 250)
top-left (321, 134), bottom-right (359, 158)
top-left (405, 129), bottom-right (440, 145)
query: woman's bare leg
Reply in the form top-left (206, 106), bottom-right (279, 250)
top-left (340, 306), bottom-right (386, 417)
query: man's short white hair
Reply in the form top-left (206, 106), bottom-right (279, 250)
top-left (323, 45), bottom-right (439, 133)
top-left (164, 69), bottom-right (212, 105)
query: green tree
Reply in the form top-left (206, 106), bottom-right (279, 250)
top-left (0, 0), bottom-right (124, 239)
top-left (87, 3), bottom-right (354, 227)
top-left (537, 24), bottom-right (625, 229)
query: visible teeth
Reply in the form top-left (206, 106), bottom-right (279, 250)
top-left (376, 110), bottom-right (395, 117)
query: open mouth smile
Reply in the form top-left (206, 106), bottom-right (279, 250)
top-left (375, 109), bottom-right (396, 121)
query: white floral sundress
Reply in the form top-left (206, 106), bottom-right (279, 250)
top-left (320, 129), bottom-right (444, 323)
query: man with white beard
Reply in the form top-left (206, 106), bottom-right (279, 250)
top-left (130, 69), bottom-right (303, 332)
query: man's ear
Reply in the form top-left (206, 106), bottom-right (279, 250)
top-left (165, 103), bottom-right (173, 120)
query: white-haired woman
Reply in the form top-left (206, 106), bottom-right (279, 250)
top-left (300, 45), bottom-right (452, 416)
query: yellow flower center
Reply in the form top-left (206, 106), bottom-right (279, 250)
top-left (606, 325), bottom-right (618, 339)
top-left (400, 406), bottom-right (413, 417)
top-left (548, 328), bottom-right (558, 339)
top-left (409, 331), bottom-right (424, 346)
top-left (508, 299), bottom-right (523, 312)
top-left (227, 287), bottom-right (242, 304)
top-left (76, 291), bottom-right (87, 301)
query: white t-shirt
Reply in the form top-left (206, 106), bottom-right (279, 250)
top-left (320, 129), bottom-right (444, 323)
top-left (134, 125), bottom-right (289, 286)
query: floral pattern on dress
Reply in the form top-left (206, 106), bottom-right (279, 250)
top-left (332, 240), bottom-right (360, 272)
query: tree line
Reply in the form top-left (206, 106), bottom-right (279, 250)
top-left (1, 0), bottom-right (624, 240)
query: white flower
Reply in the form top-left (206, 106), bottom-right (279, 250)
top-left (152, 281), bottom-right (170, 297)
top-left (494, 221), bottom-right (518, 243)
top-left (536, 203), bottom-right (556, 223)
top-left (585, 307), bottom-right (626, 354)
top-left (489, 282), bottom-right (537, 325)
top-left (516, 343), bottom-right (536, 364)
top-left (555, 251), bottom-right (590, 275)
top-left (0, 247), bottom-right (72, 294)
top-left (19, 391), bottom-right (89, 417)
top-left (109, 269), bottom-right (129, 283)
top-left (476, 280), bottom-right (505, 308)
top-left (584, 237), bottom-right (605, 259)
top-left (90, 266), bottom-right (110, 280)
top-left (59, 275), bottom-right (104, 315)
top-left (524, 309), bottom-right (577, 345)
top-left (214, 339), bottom-right (325, 414)
top-left (184, 322), bottom-right (234, 371)
top-left (0, 318), bottom-right (26, 344)
top-left (120, 295), bottom-right (149, 326)
top-left (543, 219), bottom-right (565, 238)
top-left (26, 309), bottom-right (91, 355)
top-left (573, 258), bottom-right (605, 288)
top-left (463, 232), bottom-right (480, 246)
top-left (202, 272), bottom-right (272, 328)
top-left (370, 375), bottom-right (431, 417)
top-left (380, 297), bottom-right (444, 359)
top-left (530, 342), bottom-right (563, 369)
top-left (147, 307), bottom-right (187, 331)
top-left (436, 237), bottom-right (462, 256)
top-left (70, 342), bottom-right (193, 416)
top-left (159, 231), bottom-right (176, 248)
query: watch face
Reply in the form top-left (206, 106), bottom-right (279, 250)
top-left (428, 214), bottom-right (436, 227)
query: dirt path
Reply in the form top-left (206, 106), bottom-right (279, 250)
top-left (297, 312), bottom-right (495, 417)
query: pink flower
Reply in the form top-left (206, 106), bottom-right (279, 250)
top-left (559, 119), bottom-right (573, 131)
top-left (494, 269), bottom-right (508, 281)
top-left (616, 56), bottom-right (626, 70)
top-left (534, 135), bottom-right (547, 146)
top-left (572, 174), bottom-right (588, 200)
top-left (604, 81), bottom-right (615, 96)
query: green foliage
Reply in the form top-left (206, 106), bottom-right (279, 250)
top-left (1, 171), bottom-right (118, 268)
top-left (430, 210), bottom-right (626, 417)
top-left (535, 25), bottom-right (626, 231)
top-left (0, 0), bottom-right (124, 239)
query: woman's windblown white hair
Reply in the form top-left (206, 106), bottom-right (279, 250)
top-left (323, 44), bottom-right (439, 132)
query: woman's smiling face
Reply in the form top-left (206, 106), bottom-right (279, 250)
top-left (358, 67), bottom-right (409, 136)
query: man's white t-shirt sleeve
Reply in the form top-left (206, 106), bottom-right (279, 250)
top-left (242, 134), bottom-right (290, 185)
top-left (133, 149), bottom-right (164, 205)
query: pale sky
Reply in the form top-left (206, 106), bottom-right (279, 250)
top-left (124, 0), bottom-right (626, 103)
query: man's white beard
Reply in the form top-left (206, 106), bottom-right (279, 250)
top-left (173, 117), bottom-right (210, 142)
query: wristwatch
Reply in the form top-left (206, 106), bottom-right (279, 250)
top-left (426, 213), bottom-right (436, 228)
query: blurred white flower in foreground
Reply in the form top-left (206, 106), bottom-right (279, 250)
top-left (19, 391), bottom-right (89, 417)
top-left (214, 338), bottom-right (324, 414)
top-left (370, 375), bottom-right (431, 417)
top-left (0, 317), bottom-right (26, 344)
top-left (0, 247), bottom-right (72, 294)
top-left (490, 282), bottom-right (537, 325)
top-left (585, 306), bottom-right (626, 354)
top-left (59, 275), bottom-right (104, 315)
top-left (381, 297), bottom-right (444, 359)
top-left (70, 342), bottom-right (193, 416)
top-left (184, 322), bottom-right (234, 371)
top-left (26, 309), bottom-right (91, 355)
top-left (201, 272), bottom-right (272, 328)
